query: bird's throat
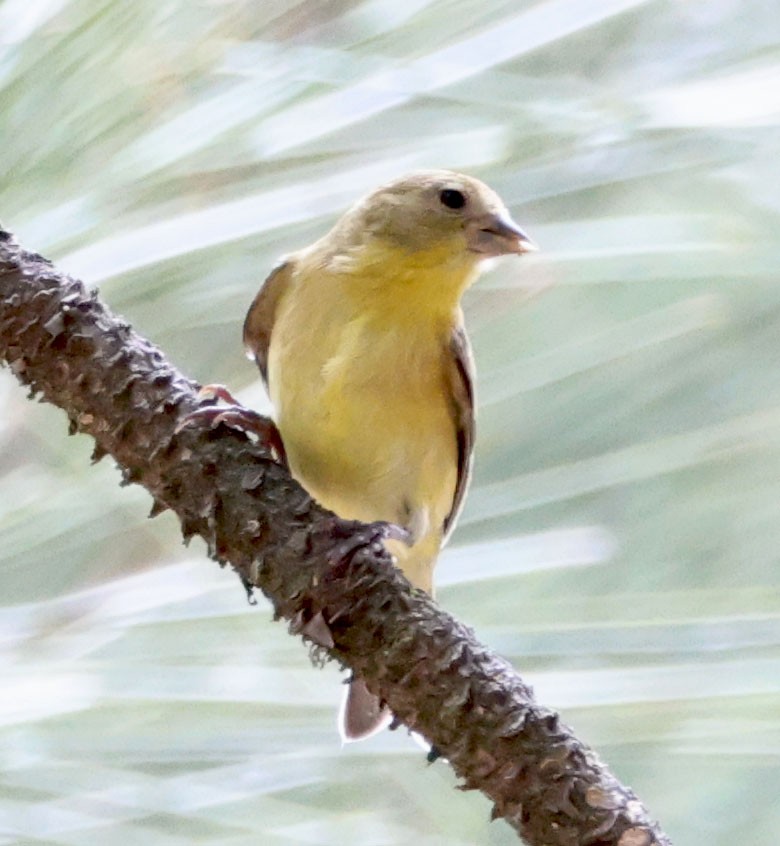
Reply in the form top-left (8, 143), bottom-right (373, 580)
top-left (341, 240), bottom-right (478, 325)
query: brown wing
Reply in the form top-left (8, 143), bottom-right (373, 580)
top-left (442, 322), bottom-right (476, 545)
top-left (242, 259), bottom-right (294, 388)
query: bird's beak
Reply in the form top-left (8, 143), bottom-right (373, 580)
top-left (466, 212), bottom-right (538, 257)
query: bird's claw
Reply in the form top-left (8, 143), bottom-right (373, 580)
top-left (376, 521), bottom-right (413, 547)
top-left (196, 383), bottom-right (241, 405)
top-left (175, 384), bottom-right (287, 466)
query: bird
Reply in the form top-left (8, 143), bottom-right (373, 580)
top-left (241, 170), bottom-right (536, 740)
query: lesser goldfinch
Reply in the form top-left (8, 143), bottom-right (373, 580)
top-left (242, 170), bottom-right (535, 740)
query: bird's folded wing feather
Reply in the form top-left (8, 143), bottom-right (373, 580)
top-left (442, 323), bottom-right (475, 545)
top-left (242, 259), bottom-right (294, 387)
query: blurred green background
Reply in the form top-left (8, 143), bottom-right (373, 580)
top-left (1, 1), bottom-right (779, 844)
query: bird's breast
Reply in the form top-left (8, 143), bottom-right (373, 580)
top-left (268, 283), bottom-right (458, 580)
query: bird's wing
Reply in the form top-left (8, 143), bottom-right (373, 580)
top-left (442, 322), bottom-right (476, 545)
top-left (242, 259), bottom-right (294, 388)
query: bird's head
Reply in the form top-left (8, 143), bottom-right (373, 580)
top-left (340, 170), bottom-right (536, 263)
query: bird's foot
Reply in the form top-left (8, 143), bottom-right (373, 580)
top-left (176, 383), bottom-right (287, 466)
top-left (325, 519), bottom-right (412, 569)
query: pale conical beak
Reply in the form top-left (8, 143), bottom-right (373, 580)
top-left (466, 213), bottom-right (538, 257)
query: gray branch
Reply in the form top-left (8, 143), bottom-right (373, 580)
top-left (0, 229), bottom-right (670, 846)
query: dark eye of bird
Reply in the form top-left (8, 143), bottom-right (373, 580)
top-left (439, 188), bottom-right (466, 210)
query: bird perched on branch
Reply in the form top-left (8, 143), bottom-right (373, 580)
top-left (242, 170), bottom-right (535, 740)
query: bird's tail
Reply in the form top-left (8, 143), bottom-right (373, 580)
top-left (338, 677), bottom-right (392, 742)
top-left (337, 538), bottom-right (437, 742)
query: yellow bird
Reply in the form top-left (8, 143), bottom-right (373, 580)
top-left (242, 170), bottom-right (535, 740)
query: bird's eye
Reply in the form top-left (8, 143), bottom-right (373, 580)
top-left (439, 188), bottom-right (466, 210)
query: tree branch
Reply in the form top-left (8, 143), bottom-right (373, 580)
top-left (0, 229), bottom-right (670, 846)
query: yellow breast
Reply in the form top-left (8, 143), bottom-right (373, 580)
top-left (267, 240), bottom-right (477, 592)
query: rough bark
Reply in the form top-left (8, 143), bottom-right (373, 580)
top-left (0, 229), bottom-right (671, 846)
